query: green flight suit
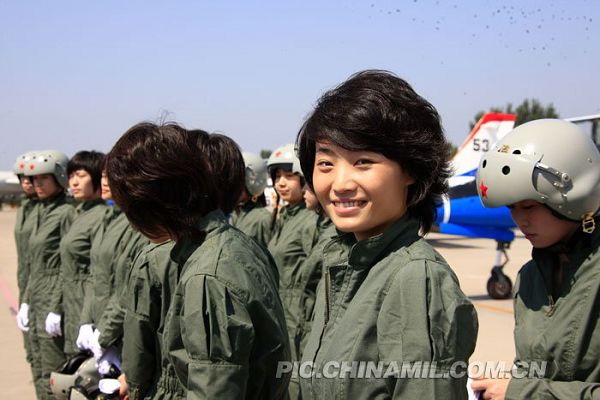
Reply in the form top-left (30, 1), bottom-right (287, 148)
top-left (294, 217), bottom-right (334, 361)
top-left (121, 240), bottom-right (183, 399)
top-left (23, 193), bottom-right (75, 400)
top-left (231, 201), bottom-right (273, 248)
top-left (268, 203), bottom-right (319, 349)
top-left (14, 196), bottom-right (39, 364)
top-left (506, 221), bottom-right (600, 399)
top-left (49, 198), bottom-right (106, 356)
top-left (96, 227), bottom-right (149, 349)
top-left (268, 203), bottom-right (321, 399)
top-left (300, 214), bottom-right (478, 399)
top-left (14, 197), bottom-right (39, 303)
top-left (160, 210), bottom-right (291, 399)
top-left (80, 207), bottom-right (135, 326)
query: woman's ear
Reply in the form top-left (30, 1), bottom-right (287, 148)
top-left (404, 171), bottom-right (416, 186)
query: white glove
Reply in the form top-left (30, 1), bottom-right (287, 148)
top-left (89, 328), bottom-right (103, 360)
top-left (97, 346), bottom-right (122, 375)
top-left (45, 312), bottom-right (62, 337)
top-left (98, 378), bottom-right (121, 395)
top-left (16, 303), bottom-right (29, 332)
top-left (76, 324), bottom-right (95, 350)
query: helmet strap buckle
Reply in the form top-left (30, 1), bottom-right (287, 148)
top-left (582, 213), bottom-right (596, 234)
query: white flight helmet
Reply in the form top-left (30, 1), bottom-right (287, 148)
top-left (242, 152), bottom-right (268, 197)
top-left (24, 150), bottom-right (69, 189)
top-left (13, 151), bottom-right (38, 176)
top-left (267, 143), bottom-right (303, 180)
top-left (476, 119), bottom-right (600, 230)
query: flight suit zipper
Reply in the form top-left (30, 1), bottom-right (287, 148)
top-left (546, 295), bottom-right (556, 316)
top-left (310, 268), bottom-right (331, 391)
top-left (324, 269), bottom-right (330, 324)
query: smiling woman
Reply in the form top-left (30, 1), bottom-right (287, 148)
top-left (296, 70), bottom-right (478, 399)
top-left (313, 142), bottom-right (414, 240)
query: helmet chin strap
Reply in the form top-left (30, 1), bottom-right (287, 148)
top-left (582, 213), bottom-right (596, 234)
top-left (543, 204), bottom-right (595, 234)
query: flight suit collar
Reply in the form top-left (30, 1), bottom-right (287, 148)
top-left (324, 213), bottom-right (421, 270)
top-left (281, 202), bottom-right (306, 219)
top-left (76, 198), bottom-right (104, 214)
top-left (531, 217), bottom-right (600, 291)
top-left (103, 203), bottom-right (122, 221)
top-left (170, 209), bottom-right (227, 265)
top-left (40, 191), bottom-right (67, 206)
top-left (197, 208), bottom-right (228, 232)
top-left (239, 200), bottom-right (259, 213)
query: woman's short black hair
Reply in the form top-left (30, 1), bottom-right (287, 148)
top-left (199, 133), bottom-right (245, 214)
top-left (106, 122), bottom-right (219, 240)
top-left (296, 69), bottom-right (451, 233)
top-left (67, 150), bottom-right (105, 191)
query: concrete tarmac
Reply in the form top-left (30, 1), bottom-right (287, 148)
top-left (0, 208), bottom-right (533, 398)
top-left (0, 208), bottom-right (36, 399)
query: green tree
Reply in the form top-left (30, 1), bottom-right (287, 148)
top-left (260, 149), bottom-right (272, 159)
top-left (448, 142), bottom-right (458, 158)
top-left (470, 98), bottom-right (559, 130)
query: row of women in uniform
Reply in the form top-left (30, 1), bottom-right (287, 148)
top-left (13, 69), bottom-right (600, 400)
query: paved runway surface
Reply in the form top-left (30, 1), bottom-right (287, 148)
top-left (0, 207), bottom-right (532, 398)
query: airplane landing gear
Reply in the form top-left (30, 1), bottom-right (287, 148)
top-left (486, 241), bottom-right (513, 299)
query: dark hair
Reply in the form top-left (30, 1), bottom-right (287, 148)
top-left (67, 150), bottom-right (105, 191)
top-left (196, 133), bottom-right (245, 214)
top-left (296, 70), bottom-right (451, 233)
top-left (106, 122), bottom-right (218, 240)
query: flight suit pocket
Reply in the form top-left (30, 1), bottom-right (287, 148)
top-left (132, 277), bottom-right (151, 318)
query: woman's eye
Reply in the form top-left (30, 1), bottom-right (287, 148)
top-left (355, 159), bottom-right (373, 165)
top-left (316, 160), bottom-right (332, 167)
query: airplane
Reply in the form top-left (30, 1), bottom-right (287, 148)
top-left (434, 112), bottom-right (600, 299)
top-left (0, 171), bottom-right (22, 203)
top-left (434, 113), bottom-right (517, 299)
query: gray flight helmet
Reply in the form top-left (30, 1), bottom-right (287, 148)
top-left (12, 151), bottom-right (38, 176)
top-left (267, 143), bottom-right (303, 181)
top-left (242, 152), bottom-right (268, 197)
top-left (23, 150), bottom-right (69, 188)
top-left (50, 354), bottom-right (101, 400)
top-left (476, 119), bottom-right (600, 222)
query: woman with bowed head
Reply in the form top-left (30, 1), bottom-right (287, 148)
top-left (473, 119), bottom-right (600, 399)
top-left (106, 122), bottom-right (291, 399)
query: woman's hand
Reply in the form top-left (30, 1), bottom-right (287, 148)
top-left (118, 373), bottom-right (129, 400)
top-left (470, 376), bottom-right (510, 400)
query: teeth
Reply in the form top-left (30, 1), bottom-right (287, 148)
top-left (337, 201), bottom-right (361, 208)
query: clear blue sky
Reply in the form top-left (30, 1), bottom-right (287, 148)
top-left (1, 0), bottom-right (598, 168)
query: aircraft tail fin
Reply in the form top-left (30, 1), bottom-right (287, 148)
top-left (451, 113), bottom-right (516, 177)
